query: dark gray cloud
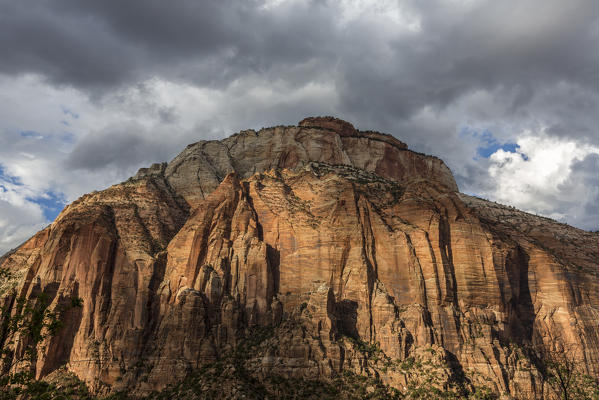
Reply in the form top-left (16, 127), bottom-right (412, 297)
top-left (570, 154), bottom-right (599, 222)
top-left (3, 0), bottom-right (599, 139)
top-left (1, 0), bottom-right (599, 240)
top-left (65, 124), bottom-right (174, 173)
top-left (571, 153), bottom-right (599, 176)
top-left (0, 0), bottom-right (339, 91)
top-left (336, 1), bottom-right (599, 137)
top-left (0, 2), bottom-right (139, 88)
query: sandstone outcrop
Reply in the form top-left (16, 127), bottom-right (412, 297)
top-left (0, 117), bottom-right (597, 398)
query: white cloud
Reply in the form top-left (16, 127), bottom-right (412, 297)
top-left (2, 0), bottom-right (599, 254)
top-left (482, 132), bottom-right (599, 224)
top-left (337, 0), bottom-right (422, 31)
top-left (0, 171), bottom-right (47, 254)
top-left (0, 205), bottom-right (46, 254)
top-left (0, 72), bottom-right (342, 254)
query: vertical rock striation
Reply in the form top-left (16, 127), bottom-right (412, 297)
top-left (0, 117), bottom-right (597, 398)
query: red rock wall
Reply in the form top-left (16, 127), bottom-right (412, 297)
top-left (0, 119), bottom-right (597, 398)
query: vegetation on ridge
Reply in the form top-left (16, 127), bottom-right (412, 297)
top-left (0, 273), bottom-right (597, 399)
top-left (0, 267), bottom-right (84, 399)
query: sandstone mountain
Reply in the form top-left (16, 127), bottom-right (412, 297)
top-left (1, 117), bottom-right (598, 399)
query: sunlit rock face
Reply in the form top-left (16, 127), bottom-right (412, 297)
top-left (1, 117), bottom-right (598, 398)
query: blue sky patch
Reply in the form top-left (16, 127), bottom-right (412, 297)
top-left (20, 130), bottom-right (44, 139)
top-left (1, 165), bottom-right (66, 221)
top-left (0, 165), bottom-right (23, 186)
top-left (460, 127), bottom-right (528, 161)
top-left (477, 140), bottom-right (520, 158)
top-left (61, 105), bottom-right (79, 119)
top-left (27, 191), bottom-right (67, 221)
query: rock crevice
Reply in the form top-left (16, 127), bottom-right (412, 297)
top-left (0, 118), bottom-right (597, 398)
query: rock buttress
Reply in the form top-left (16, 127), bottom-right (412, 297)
top-left (0, 118), bottom-right (597, 399)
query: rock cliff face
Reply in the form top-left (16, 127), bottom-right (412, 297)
top-left (1, 117), bottom-right (598, 398)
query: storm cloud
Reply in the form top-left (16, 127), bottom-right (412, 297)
top-left (1, 0), bottom-right (599, 252)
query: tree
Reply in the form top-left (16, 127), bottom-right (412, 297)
top-left (0, 267), bottom-right (83, 389)
top-left (538, 342), bottom-right (599, 400)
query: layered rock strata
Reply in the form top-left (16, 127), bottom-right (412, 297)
top-left (0, 117), bottom-right (597, 398)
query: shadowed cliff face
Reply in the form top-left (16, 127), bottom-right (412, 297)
top-left (0, 117), bottom-right (598, 398)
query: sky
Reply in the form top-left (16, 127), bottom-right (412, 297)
top-left (1, 0), bottom-right (599, 253)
